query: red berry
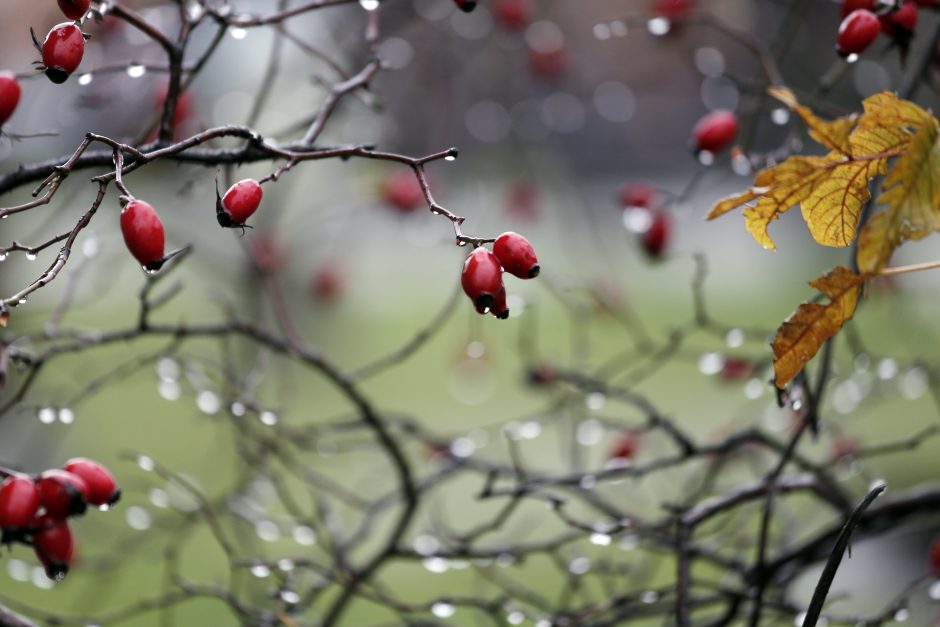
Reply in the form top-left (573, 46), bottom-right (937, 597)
top-left (42, 23), bottom-right (85, 84)
top-left (311, 262), bottom-right (345, 303)
top-left (37, 470), bottom-right (89, 519)
top-left (494, 0), bottom-right (532, 29)
top-left (529, 47), bottom-right (568, 79)
top-left (0, 475), bottom-right (41, 530)
top-left (454, 0), bottom-right (477, 12)
top-left (692, 109), bottom-right (739, 154)
top-left (619, 183), bottom-right (655, 208)
top-left (58, 0), bottom-right (90, 20)
top-left (33, 517), bottom-right (74, 581)
top-left (610, 433), bottom-right (640, 460)
top-left (652, 0), bottom-right (695, 20)
top-left (880, 1), bottom-right (918, 38)
top-left (494, 232), bottom-right (540, 279)
top-left (382, 170), bottom-right (425, 213)
top-left (841, 0), bottom-right (875, 18)
top-left (461, 247), bottom-right (504, 311)
top-left (720, 357), bottom-right (754, 381)
top-left (838, 9), bottom-right (881, 55)
top-left (120, 199), bottom-right (166, 269)
top-left (489, 284), bottom-right (510, 319)
top-left (218, 179), bottom-right (263, 228)
top-left (63, 459), bottom-right (120, 508)
top-left (930, 535), bottom-right (940, 573)
top-left (0, 72), bottom-right (21, 129)
top-left (249, 232), bottom-right (284, 274)
top-left (641, 211), bottom-right (671, 258)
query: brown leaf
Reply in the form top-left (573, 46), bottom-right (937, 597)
top-left (772, 266), bottom-right (864, 389)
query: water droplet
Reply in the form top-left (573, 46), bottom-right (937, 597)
top-left (278, 559), bottom-right (294, 572)
top-left (846, 53), bottom-right (859, 64)
top-left (876, 358), bottom-right (898, 380)
top-left (25, 253), bottom-right (36, 261)
top-left (456, 239), bottom-right (468, 247)
top-left (7, 559), bottom-right (29, 582)
top-left (619, 533), bottom-right (639, 550)
top-left (38, 407), bottom-right (56, 424)
top-left (158, 379), bottom-right (181, 401)
top-left (0, 254), bottom-right (6, 261)
top-left (196, 390), bottom-right (220, 415)
top-left (280, 590), bottom-right (300, 604)
top-left (444, 154), bottom-right (456, 161)
top-left (125, 505), bottom-right (152, 530)
top-left (292, 525), bottom-right (317, 546)
top-left (576, 419), bottom-right (603, 446)
top-left (725, 328), bottom-right (745, 348)
top-left (149, 488), bottom-right (169, 508)
top-left (569, 557), bottom-right (591, 575)
top-left (259, 410), bottom-right (278, 426)
top-left (431, 602), bottom-right (456, 618)
top-left (507, 611), bottom-right (525, 625)
top-left (900, 367), bottom-right (928, 400)
top-left (894, 608), bottom-right (909, 622)
top-left (423, 557), bottom-right (450, 573)
top-left (156, 357), bottom-right (180, 381)
top-left (518, 421), bottom-right (541, 440)
top-left (585, 392), bottom-right (606, 410)
top-left (127, 64), bottom-right (146, 78)
top-left (137, 455), bottom-right (155, 471)
top-left (928, 579), bottom-right (940, 600)
top-left (647, 17), bottom-right (671, 36)
top-left (641, 590), bottom-right (659, 604)
top-left (771, 108), bottom-right (790, 125)
top-left (32, 567), bottom-right (54, 589)
top-left (744, 378), bottom-right (764, 400)
top-left (82, 237), bottom-right (99, 258)
top-left (698, 352), bottom-right (725, 376)
top-left (593, 23), bottom-right (612, 40)
top-left (255, 520), bottom-right (280, 542)
top-left (78, 73), bottom-right (93, 86)
top-left (359, 0), bottom-right (380, 9)
top-left (466, 340), bottom-right (485, 359)
top-left (250, 564), bottom-right (271, 578)
top-left (230, 28), bottom-right (247, 39)
top-left (449, 437), bottom-right (475, 458)
top-left (579, 474), bottom-right (597, 490)
top-left (589, 533), bottom-right (612, 546)
top-left (698, 150), bottom-right (715, 166)
top-left (57, 408), bottom-right (75, 424)
top-left (414, 534), bottom-right (440, 556)
top-left (17, 298), bottom-right (27, 305)
top-left (230, 402), bottom-right (245, 416)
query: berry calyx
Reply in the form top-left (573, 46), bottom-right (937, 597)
top-left (692, 109), bottom-right (739, 154)
top-left (489, 284), bottom-right (510, 319)
top-left (0, 72), bottom-right (21, 129)
top-left (63, 459), bottom-right (120, 508)
top-left (461, 247), bottom-right (504, 311)
top-left (120, 199), bottom-right (166, 270)
top-left (494, 232), bottom-right (540, 279)
top-left (217, 178), bottom-right (263, 228)
top-left (32, 517), bottom-right (74, 581)
top-left (58, 0), bottom-right (90, 20)
top-left (41, 23), bottom-right (86, 84)
top-left (381, 170), bottom-right (425, 213)
top-left (453, 0), bottom-right (477, 12)
top-left (838, 9), bottom-right (881, 56)
top-left (37, 470), bottom-right (89, 519)
top-left (0, 475), bottom-right (41, 530)
top-left (494, 0), bottom-right (533, 29)
top-left (619, 182), bottom-right (655, 208)
top-left (641, 211), bottom-right (671, 259)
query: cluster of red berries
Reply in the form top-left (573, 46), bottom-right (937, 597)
top-left (33, 1), bottom-right (92, 84)
top-left (0, 459), bottom-right (120, 581)
top-left (837, 0), bottom-right (927, 57)
top-left (619, 182), bottom-right (672, 259)
top-left (120, 179), bottom-right (263, 271)
top-left (461, 232), bottom-right (539, 319)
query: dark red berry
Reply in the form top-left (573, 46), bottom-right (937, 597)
top-left (692, 110), bottom-right (739, 154)
top-left (619, 183), bottom-right (655, 208)
top-left (490, 284), bottom-right (510, 319)
top-left (0, 475), bottom-right (41, 530)
top-left (494, 232), bottom-right (540, 279)
top-left (382, 170), bottom-right (425, 213)
top-left (720, 357), bottom-right (755, 381)
top-left (841, 0), bottom-right (875, 18)
top-left (0, 72), bottom-right (21, 129)
top-left (610, 433), bottom-right (640, 461)
top-left (120, 199), bottom-right (166, 269)
top-left (58, 0), bottom-right (90, 20)
top-left (218, 179), bottom-right (263, 228)
top-left (930, 536), bottom-right (940, 573)
top-left (494, 0), bottom-right (532, 29)
top-left (838, 9), bottom-right (881, 55)
top-left (641, 211), bottom-right (671, 258)
top-left (311, 262), bottom-right (344, 303)
top-left (42, 23), bottom-right (85, 84)
top-left (37, 470), bottom-right (89, 519)
top-left (453, 0), bottom-right (477, 12)
top-left (652, 0), bottom-right (695, 20)
top-left (33, 517), bottom-right (74, 581)
top-left (461, 247), bottom-right (504, 311)
top-left (63, 459), bottom-right (120, 508)
top-left (880, 1), bottom-right (918, 38)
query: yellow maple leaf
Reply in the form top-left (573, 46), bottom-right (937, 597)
top-left (772, 266), bottom-right (864, 389)
top-left (856, 119), bottom-right (940, 272)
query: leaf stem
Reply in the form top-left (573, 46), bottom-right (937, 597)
top-left (875, 258), bottom-right (940, 277)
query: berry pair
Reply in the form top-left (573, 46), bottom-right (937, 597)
top-left (0, 459), bottom-right (120, 580)
top-left (619, 182), bottom-right (672, 259)
top-left (837, 1), bottom-right (918, 57)
top-left (461, 232), bottom-right (540, 319)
